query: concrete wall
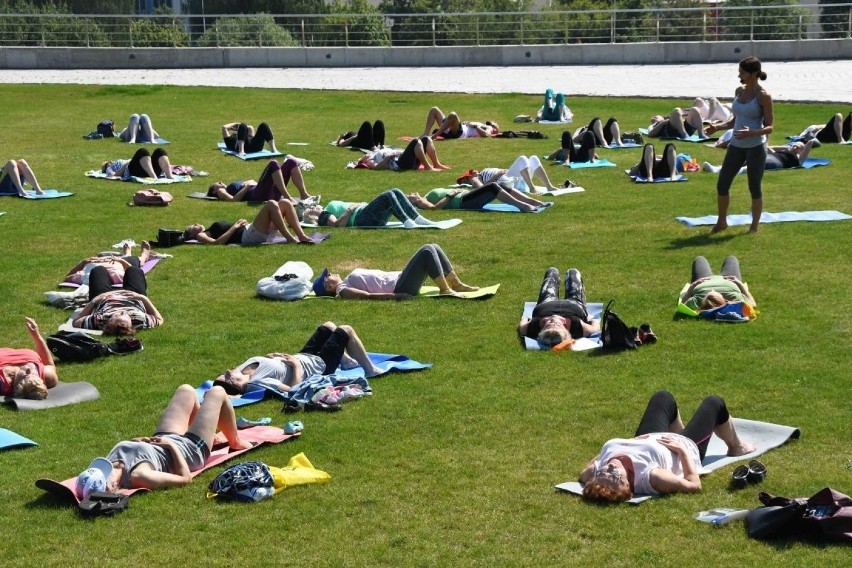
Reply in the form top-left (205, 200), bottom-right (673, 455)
top-left (1, 40), bottom-right (849, 69)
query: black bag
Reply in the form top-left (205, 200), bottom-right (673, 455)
top-left (600, 300), bottom-right (637, 351)
top-left (46, 331), bottom-right (111, 362)
top-left (208, 461), bottom-right (273, 501)
top-left (96, 120), bottom-right (115, 138)
top-left (156, 228), bottom-right (184, 247)
top-left (747, 488), bottom-right (852, 542)
top-left (78, 491), bottom-right (129, 517)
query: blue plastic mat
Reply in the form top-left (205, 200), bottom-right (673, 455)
top-left (624, 170), bottom-right (688, 183)
top-left (521, 301), bottom-right (603, 351)
top-left (638, 127), bottom-right (716, 142)
top-left (217, 142), bottom-right (284, 160)
top-left (122, 137), bottom-right (169, 144)
top-left (480, 202), bottom-right (552, 213)
top-left (676, 210), bottom-right (852, 227)
top-left (0, 428), bottom-right (37, 450)
top-left (85, 170), bottom-right (191, 184)
top-left (0, 188), bottom-right (74, 199)
top-left (566, 158), bottom-right (616, 169)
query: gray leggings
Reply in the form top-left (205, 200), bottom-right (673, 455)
top-left (394, 244), bottom-right (453, 295)
top-left (717, 144), bottom-right (766, 199)
top-left (691, 255), bottom-right (742, 282)
top-left (356, 188), bottom-right (419, 226)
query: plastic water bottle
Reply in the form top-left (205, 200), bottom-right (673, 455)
top-left (247, 486), bottom-right (275, 502)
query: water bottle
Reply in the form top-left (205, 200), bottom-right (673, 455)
top-left (247, 486), bottom-right (275, 502)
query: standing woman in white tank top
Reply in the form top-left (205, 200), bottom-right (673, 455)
top-left (705, 57), bottom-right (774, 233)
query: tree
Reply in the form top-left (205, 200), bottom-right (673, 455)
top-left (721, 0), bottom-right (811, 41)
top-left (320, 0), bottom-right (390, 47)
top-left (194, 14), bottom-right (298, 46)
top-left (819, 0), bottom-right (851, 39)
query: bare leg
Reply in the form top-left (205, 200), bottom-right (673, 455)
top-left (281, 165), bottom-right (312, 200)
top-left (797, 140), bottom-right (814, 163)
top-left (714, 418), bottom-right (756, 456)
top-left (643, 145), bottom-right (654, 179)
top-left (711, 194), bottom-right (730, 233)
top-left (138, 156), bottom-right (158, 179)
top-left (337, 325), bottom-right (384, 377)
top-left (139, 240), bottom-right (152, 264)
top-left (154, 384), bottom-right (200, 437)
top-left (413, 141), bottom-right (435, 171)
top-left (590, 120), bottom-right (606, 146)
top-left (422, 107), bottom-right (447, 137)
top-left (252, 201), bottom-right (297, 243)
top-left (608, 120), bottom-right (623, 147)
top-left (15, 159), bottom-right (44, 194)
top-left (532, 164), bottom-right (559, 191)
top-left (670, 409), bottom-right (685, 433)
top-left (685, 107), bottom-right (704, 136)
top-left (3, 160), bottom-right (28, 196)
top-left (187, 385), bottom-right (251, 450)
top-left (502, 188), bottom-right (543, 210)
top-left (422, 138), bottom-right (451, 169)
top-left (157, 154), bottom-right (173, 179)
top-left (669, 108), bottom-right (688, 138)
top-left (749, 197), bottom-right (762, 233)
top-left (277, 200), bottom-right (312, 242)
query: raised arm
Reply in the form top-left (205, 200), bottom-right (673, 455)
top-left (25, 317), bottom-right (57, 388)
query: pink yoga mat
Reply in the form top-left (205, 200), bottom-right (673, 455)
top-left (59, 256), bottom-right (164, 288)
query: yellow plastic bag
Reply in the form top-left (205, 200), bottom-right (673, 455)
top-left (269, 452), bottom-right (331, 493)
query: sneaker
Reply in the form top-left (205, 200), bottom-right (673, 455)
top-left (702, 161), bottom-right (721, 174)
top-left (716, 311), bottom-right (748, 323)
top-left (111, 239), bottom-right (137, 250)
top-left (284, 421), bottom-right (304, 435)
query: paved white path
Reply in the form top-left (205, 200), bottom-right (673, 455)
top-left (3, 60), bottom-right (851, 102)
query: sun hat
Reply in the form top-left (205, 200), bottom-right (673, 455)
top-left (75, 457), bottom-right (113, 499)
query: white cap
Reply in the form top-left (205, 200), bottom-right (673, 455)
top-left (75, 457), bottom-right (113, 500)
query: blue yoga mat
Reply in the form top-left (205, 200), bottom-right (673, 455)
top-left (676, 210), bottom-right (852, 227)
top-left (0, 188), bottom-right (74, 199)
top-left (122, 137), bottom-right (169, 144)
top-left (566, 158), bottom-right (616, 169)
top-left (624, 170), bottom-right (688, 183)
top-left (85, 170), bottom-right (191, 184)
top-left (217, 142), bottom-right (284, 160)
top-left (521, 301), bottom-right (603, 351)
top-left (638, 128), bottom-right (716, 143)
top-left (480, 202), bottom-right (552, 213)
top-left (0, 428), bottom-right (37, 450)
top-left (800, 157), bottom-right (831, 169)
top-left (603, 141), bottom-right (642, 149)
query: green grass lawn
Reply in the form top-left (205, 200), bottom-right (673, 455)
top-left (0, 84), bottom-right (849, 566)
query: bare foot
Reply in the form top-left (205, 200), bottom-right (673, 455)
top-left (364, 365), bottom-right (386, 378)
top-left (436, 164), bottom-right (452, 170)
top-left (710, 222), bottom-right (728, 234)
top-left (212, 432), bottom-right (228, 446)
top-left (727, 440), bottom-right (756, 456)
top-left (229, 437), bottom-right (254, 451)
top-left (450, 282), bottom-right (479, 292)
top-left (439, 288), bottom-right (461, 297)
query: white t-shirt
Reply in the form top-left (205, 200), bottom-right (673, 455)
top-left (239, 355), bottom-right (325, 391)
top-left (336, 269), bottom-right (401, 295)
top-left (595, 433), bottom-right (701, 495)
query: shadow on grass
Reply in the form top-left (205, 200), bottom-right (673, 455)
top-left (666, 232), bottom-right (736, 249)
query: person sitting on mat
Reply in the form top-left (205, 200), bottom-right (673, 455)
top-left (793, 112), bottom-right (851, 144)
top-left (628, 143), bottom-right (678, 181)
top-left (221, 121), bottom-right (278, 155)
top-left (703, 140), bottom-right (815, 174)
top-left (116, 113), bottom-right (161, 144)
top-left (206, 157), bottom-right (315, 202)
top-left (421, 107), bottom-right (499, 139)
top-left (356, 136), bottom-right (450, 171)
top-left (74, 383), bottom-right (252, 499)
top-left (0, 317), bottom-right (57, 400)
top-left (102, 148), bottom-right (174, 180)
top-left (680, 255), bottom-right (756, 312)
top-left (63, 240), bottom-right (155, 286)
top-left (579, 390), bottom-right (756, 503)
top-left (213, 321), bottom-right (385, 395)
top-left (183, 199), bottom-right (314, 245)
top-left (302, 188), bottom-right (439, 228)
top-left (646, 106), bottom-right (705, 140)
top-left (518, 266), bottom-right (600, 347)
top-left (546, 130), bottom-right (599, 164)
top-left (0, 158), bottom-right (45, 196)
top-left (457, 155), bottom-right (562, 193)
top-left (406, 182), bottom-right (547, 212)
top-left (72, 262), bottom-right (163, 335)
top-left (336, 120), bottom-right (385, 150)
top-left (313, 243), bottom-right (479, 300)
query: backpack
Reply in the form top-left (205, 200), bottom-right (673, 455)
top-left (78, 491), bottom-right (129, 517)
top-left (156, 228), bottom-right (184, 247)
top-left (208, 461), bottom-right (274, 502)
top-left (96, 120), bottom-right (115, 138)
top-left (256, 261), bottom-right (313, 301)
top-left (599, 300), bottom-right (637, 352)
top-left (47, 331), bottom-right (111, 362)
top-left (133, 189), bottom-right (173, 206)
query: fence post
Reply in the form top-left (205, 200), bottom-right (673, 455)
top-left (301, 18), bottom-right (306, 47)
top-left (656, 11), bottom-right (660, 42)
top-left (702, 12), bottom-right (706, 42)
top-left (129, 21), bottom-right (133, 48)
top-left (611, 9), bottom-right (616, 43)
top-left (476, 19), bottom-right (480, 46)
top-left (345, 20), bottom-right (349, 47)
top-left (432, 17), bottom-right (436, 47)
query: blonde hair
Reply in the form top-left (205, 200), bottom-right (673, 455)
top-left (700, 291), bottom-right (726, 310)
top-left (14, 376), bottom-right (48, 400)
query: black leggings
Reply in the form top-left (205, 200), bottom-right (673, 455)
top-left (351, 120), bottom-right (385, 149)
top-left (396, 136), bottom-right (429, 170)
top-left (88, 265), bottom-right (148, 300)
top-left (634, 390), bottom-right (731, 460)
top-left (241, 122), bottom-right (274, 154)
top-left (127, 148), bottom-right (168, 178)
top-left (299, 325), bottom-right (351, 375)
top-left (815, 112), bottom-right (852, 143)
top-left (635, 143), bottom-right (677, 179)
top-left (561, 130), bottom-right (596, 163)
top-left (587, 116), bottom-right (619, 146)
top-left (459, 182), bottom-right (502, 209)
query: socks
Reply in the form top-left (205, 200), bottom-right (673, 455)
top-left (414, 215), bottom-right (437, 226)
top-left (403, 219), bottom-right (418, 229)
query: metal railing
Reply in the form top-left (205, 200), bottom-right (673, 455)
top-left (0, 4), bottom-right (849, 48)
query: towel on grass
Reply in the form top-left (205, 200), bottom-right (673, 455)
top-left (0, 189), bottom-right (74, 199)
top-left (676, 210), bottom-right (852, 227)
top-left (4, 381), bottom-right (100, 411)
top-left (188, 191), bottom-right (218, 200)
top-left (0, 428), bottom-right (37, 450)
top-left (59, 309), bottom-right (102, 335)
top-left (305, 283), bottom-right (499, 300)
top-left (35, 425), bottom-right (298, 504)
top-left (85, 170), bottom-right (191, 184)
top-left (521, 301), bottom-right (603, 351)
top-left (625, 170), bottom-right (688, 183)
top-left (217, 142), bottom-right (284, 160)
top-left (555, 418), bottom-right (800, 504)
top-left (566, 158), bottom-right (616, 169)
top-left (60, 256), bottom-right (164, 288)
top-left (300, 218), bottom-right (463, 230)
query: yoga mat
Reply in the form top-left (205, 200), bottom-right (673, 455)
top-left (304, 283), bottom-right (500, 300)
top-left (0, 428), bottom-right (37, 450)
top-left (59, 309), bottom-right (103, 335)
top-left (800, 158), bottom-right (831, 169)
top-left (625, 170), bottom-right (688, 183)
top-left (566, 158), bottom-right (616, 169)
top-left (537, 186), bottom-right (585, 196)
top-left (676, 210), bottom-right (852, 227)
top-left (638, 128), bottom-right (716, 143)
top-left (521, 301), bottom-right (604, 351)
top-left (0, 212), bottom-right (5, 217)
top-left (36, 425), bottom-right (298, 504)
top-left (555, 418), bottom-right (800, 504)
top-left (60, 256), bottom-right (164, 288)
top-left (232, 232), bottom-right (331, 246)
top-left (196, 380), bottom-right (269, 407)
top-left (603, 141), bottom-right (642, 149)
top-left (537, 119), bottom-right (573, 124)
top-left (4, 381), bottom-right (100, 411)
top-left (480, 202), bottom-right (553, 213)
top-left (0, 189), bottom-right (74, 199)
top-left (188, 191), bottom-right (217, 200)
top-left (122, 137), bottom-right (169, 144)
top-left (300, 218), bottom-right (463, 230)
top-left (217, 142), bottom-right (284, 160)
top-left (85, 170), bottom-right (191, 184)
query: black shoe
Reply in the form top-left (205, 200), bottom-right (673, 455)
top-left (106, 338), bottom-right (143, 355)
top-left (747, 459), bottom-right (767, 483)
top-left (731, 465), bottom-right (750, 489)
top-left (304, 401), bottom-right (343, 413)
top-left (281, 400), bottom-right (302, 414)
